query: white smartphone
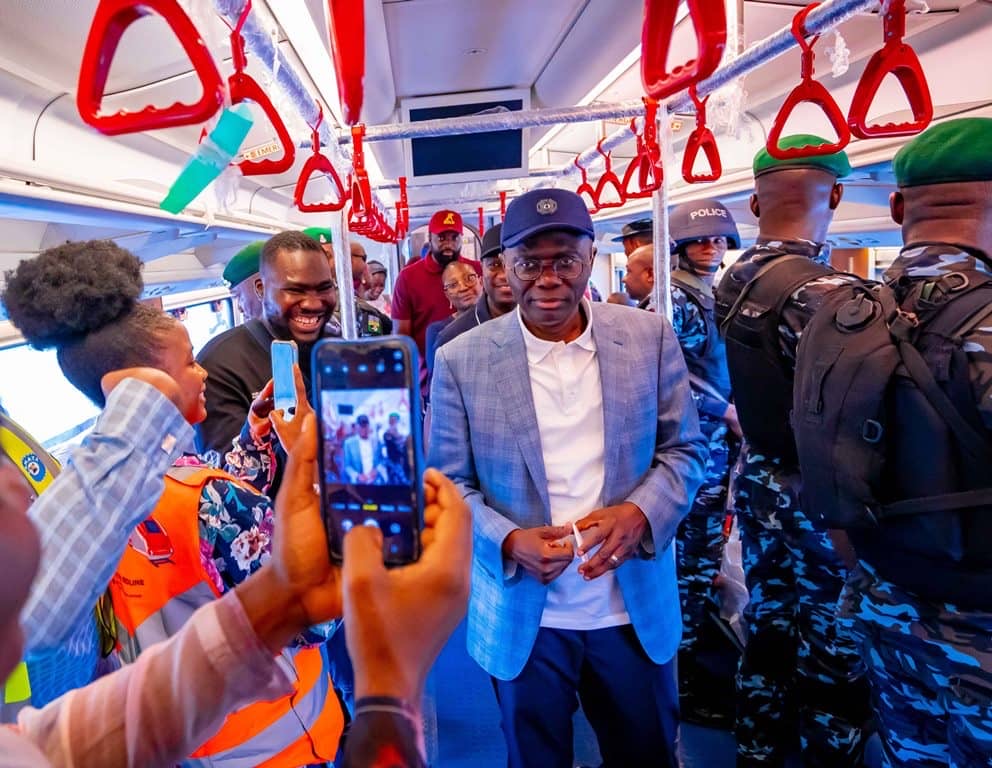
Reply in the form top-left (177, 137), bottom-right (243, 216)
top-left (271, 340), bottom-right (299, 418)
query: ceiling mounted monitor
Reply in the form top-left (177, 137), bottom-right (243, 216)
top-left (400, 88), bottom-right (530, 186)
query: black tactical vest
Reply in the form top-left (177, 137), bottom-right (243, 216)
top-left (671, 269), bottom-right (732, 402)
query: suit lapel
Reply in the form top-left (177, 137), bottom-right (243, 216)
top-left (492, 317), bottom-right (551, 519)
top-left (592, 307), bottom-right (628, 482)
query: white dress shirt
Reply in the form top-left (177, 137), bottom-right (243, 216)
top-left (358, 436), bottom-right (375, 476)
top-left (517, 302), bottom-right (631, 630)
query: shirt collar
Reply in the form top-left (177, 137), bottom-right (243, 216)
top-left (517, 299), bottom-right (595, 364)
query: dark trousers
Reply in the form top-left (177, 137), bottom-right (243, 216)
top-left (491, 624), bottom-right (679, 768)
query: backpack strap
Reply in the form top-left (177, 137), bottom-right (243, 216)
top-left (883, 487), bottom-right (992, 518)
top-left (244, 319), bottom-right (273, 354)
top-left (718, 254), bottom-right (824, 335)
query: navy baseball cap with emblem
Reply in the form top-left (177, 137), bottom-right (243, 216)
top-left (501, 189), bottom-right (595, 248)
top-left (610, 218), bottom-right (653, 243)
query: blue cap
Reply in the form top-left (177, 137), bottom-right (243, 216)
top-left (501, 189), bottom-right (595, 249)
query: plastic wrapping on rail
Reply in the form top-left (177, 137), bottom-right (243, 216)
top-left (682, 85), bottom-right (722, 183)
top-left (847, 0), bottom-right (932, 138)
top-left (226, 0), bottom-right (296, 176)
top-left (641, 0), bottom-right (727, 101)
top-left (621, 99), bottom-right (663, 199)
top-left (766, 3), bottom-right (850, 159)
top-left (77, 0), bottom-right (224, 135)
top-left (326, 0), bottom-right (365, 125)
top-left (294, 104), bottom-right (347, 213)
top-left (593, 139), bottom-right (627, 209)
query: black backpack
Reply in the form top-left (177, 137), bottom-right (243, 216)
top-left (792, 270), bottom-right (992, 533)
top-left (716, 254), bottom-right (832, 463)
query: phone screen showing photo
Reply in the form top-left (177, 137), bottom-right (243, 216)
top-left (314, 340), bottom-right (422, 565)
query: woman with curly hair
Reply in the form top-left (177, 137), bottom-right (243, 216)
top-left (2, 240), bottom-right (344, 767)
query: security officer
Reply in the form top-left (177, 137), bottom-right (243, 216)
top-left (223, 241), bottom-right (264, 320)
top-left (667, 199), bottom-right (743, 727)
top-left (715, 135), bottom-right (869, 767)
top-left (836, 117), bottom-right (992, 766)
top-left (611, 217), bottom-right (653, 256)
top-left (302, 226), bottom-right (392, 337)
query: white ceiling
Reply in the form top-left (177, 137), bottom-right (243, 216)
top-left (0, 0), bottom-right (988, 289)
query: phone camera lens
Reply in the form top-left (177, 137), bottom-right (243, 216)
top-left (394, 363), bottom-right (403, 372)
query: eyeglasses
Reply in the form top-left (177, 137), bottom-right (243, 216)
top-left (481, 255), bottom-right (505, 273)
top-left (443, 273), bottom-right (480, 292)
top-left (511, 255), bottom-right (585, 282)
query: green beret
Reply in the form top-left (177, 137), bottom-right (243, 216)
top-left (223, 241), bottom-right (263, 287)
top-left (302, 227), bottom-right (334, 245)
top-left (753, 134), bottom-right (851, 179)
top-left (894, 118), bottom-right (992, 188)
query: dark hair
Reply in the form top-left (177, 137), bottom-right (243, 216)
top-left (2, 240), bottom-right (175, 406)
top-left (261, 231), bottom-right (324, 273)
top-left (367, 260), bottom-right (387, 275)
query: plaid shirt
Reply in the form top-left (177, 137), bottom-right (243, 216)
top-left (22, 379), bottom-right (192, 652)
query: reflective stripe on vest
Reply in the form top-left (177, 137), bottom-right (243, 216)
top-left (109, 465), bottom-right (343, 767)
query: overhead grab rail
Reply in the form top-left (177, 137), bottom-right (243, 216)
top-left (641, 0), bottom-right (728, 101)
top-left (224, 0), bottom-right (296, 176)
top-left (682, 85), bottom-right (722, 183)
top-left (294, 103), bottom-right (347, 213)
top-left (766, 3), bottom-right (851, 159)
top-left (847, 0), bottom-right (932, 138)
top-left (326, 0), bottom-right (365, 125)
top-left (77, 0), bottom-right (225, 135)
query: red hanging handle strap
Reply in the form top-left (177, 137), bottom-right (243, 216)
top-left (326, 0), bottom-right (365, 125)
top-left (622, 100), bottom-right (664, 199)
top-left (574, 158), bottom-right (601, 214)
top-left (499, 191), bottom-right (507, 221)
top-left (350, 124), bottom-right (373, 221)
top-left (682, 85), bottom-right (722, 183)
top-left (593, 139), bottom-right (627, 209)
top-left (294, 104), bottom-right (347, 212)
top-left (766, 4), bottom-right (850, 159)
top-left (847, 0), bottom-right (932, 138)
top-left (224, 0), bottom-right (296, 176)
top-left (641, 0), bottom-right (727, 101)
top-left (77, 0), bottom-right (224, 135)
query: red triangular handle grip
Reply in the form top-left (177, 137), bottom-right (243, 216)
top-left (848, 43), bottom-right (933, 139)
top-left (77, 0), bottom-right (224, 135)
top-left (621, 151), bottom-right (663, 199)
top-left (576, 181), bottom-right (600, 214)
top-left (293, 153), bottom-right (347, 212)
top-left (641, 0), bottom-right (727, 101)
top-left (683, 126), bottom-right (723, 183)
top-left (229, 72), bottom-right (297, 176)
top-left (594, 162), bottom-right (627, 209)
top-left (767, 78), bottom-right (851, 159)
top-left (327, 0), bottom-right (365, 125)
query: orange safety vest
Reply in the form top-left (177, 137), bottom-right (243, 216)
top-left (109, 465), bottom-right (344, 768)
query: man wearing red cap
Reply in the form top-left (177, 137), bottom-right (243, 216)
top-left (391, 209), bottom-right (481, 395)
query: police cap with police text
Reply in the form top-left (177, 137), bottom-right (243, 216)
top-left (223, 241), bottom-right (263, 287)
top-left (610, 218), bottom-right (653, 243)
top-left (669, 200), bottom-right (740, 250)
top-left (302, 227), bottom-right (333, 245)
top-left (501, 189), bottom-right (595, 248)
top-left (752, 135), bottom-right (851, 179)
top-left (893, 117), bottom-right (992, 188)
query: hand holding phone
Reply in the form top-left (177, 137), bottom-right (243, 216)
top-left (271, 340), bottom-right (299, 419)
top-left (313, 337), bottom-right (424, 566)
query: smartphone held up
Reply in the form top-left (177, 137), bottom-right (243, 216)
top-left (311, 337), bottom-right (424, 566)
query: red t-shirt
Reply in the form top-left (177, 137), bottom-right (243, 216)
top-left (391, 254), bottom-right (482, 389)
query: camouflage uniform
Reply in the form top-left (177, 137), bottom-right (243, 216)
top-left (721, 239), bottom-right (870, 767)
top-left (327, 296), bottom-right (392, 337)
top-left (670, 275), bottom-right (740, 725)
top-left (838, 245), bottom-right (992, 767)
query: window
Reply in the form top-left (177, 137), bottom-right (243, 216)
top-left (167, 298), bottom-right (234, 355)
top-left (0, 343), bottom-right (100, 462)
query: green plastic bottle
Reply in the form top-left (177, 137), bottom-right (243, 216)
top-left (160, 103), bottom-right (254, 214)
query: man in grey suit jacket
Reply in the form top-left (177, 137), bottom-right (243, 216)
top-left (429, 188), bottom-right (707, 768)
top-left (342, 414), bottom-right (385, 484)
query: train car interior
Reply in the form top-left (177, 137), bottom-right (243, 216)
top-left (0, 0), bottom-right (991, 764)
